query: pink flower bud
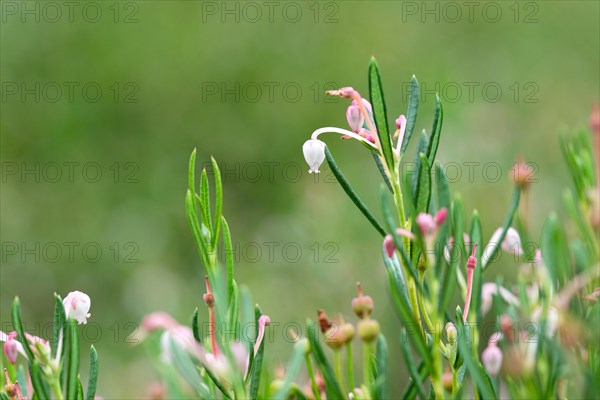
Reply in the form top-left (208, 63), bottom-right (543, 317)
top-left (384, 235), bottom-right (395, 258)
top-left (3, 338), bottom-right (18, 364)
top-left (346, 102), bottom-right (364, 133)
top-left (435, 208), bottom-right (448, 226)
top-left (481, 341), bottom-right (503, 377)
top-left (416, 213), bottom-right (435, 236)
top-left (326, 87), bottom-right (356, 99)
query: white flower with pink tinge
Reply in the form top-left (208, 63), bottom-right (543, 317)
top-left (63, 291), bottom-right (91, 325)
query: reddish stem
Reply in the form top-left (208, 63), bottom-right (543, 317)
top-left (462, 243), bottom-right (479, 323)
top-left (204, 277), bottom-right (218, 357)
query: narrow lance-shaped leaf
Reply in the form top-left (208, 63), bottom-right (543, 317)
top-left (188, 149), bottom-right (198, 214)
top-left (368, 57), bottom-right (395, 171)
top-left (372, 151), bottom-right (393, 192)
top-left (66, 320), bottom-right (80, 400)
top-left (541, 213), bottom-right (570, 288)
top-left (222, 216), bottom-right (235, 307)
top-left (52, 293), bottom-right (67, 359)
top-left (434, 162), bottom-right (451, 276)
top-left (439, 195), bottom-right (464, 313)
top-left (306, 320), bottom-right (345, 399)
top-left (210, 157), bottom-right (223, 248)
top-left (427, 95), bottom-right (444, 167)
top-left (192, 308), bottom-right (201, 342)
top-left (414, 152), bottom-right (432, 214)
top-left (249, 306), bottom-right (265, 399)
top-left (400, 75), bottom-right (420, 155)
top-left (29, 361), bottom-right (51, 400)
top-left (325, 146), bottom-right (386, 236)
top-left (411, 132), bottom-right (429, 204)
top-left (85, 345), bottom-right (99, 400)
top-left (200, 169), bottom-right (213, 233)
top-left (454, 307), bottom-right (497, 400)
top-left (372, 334), bottom-right (388, 399)
top-left (399, 329), bottom-right (427, 399)
top-left (11, 298), bottom-right (34, 360)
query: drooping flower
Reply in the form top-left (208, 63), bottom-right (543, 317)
top-left (63, 291), bottom-right (91, 325)
top-left (382, 228), bottom-right (415, 258)
top-left (303, 88), bottom-right (379, 174)
top-left (302, 139), bottom-right (326, 174)
top-left (346, 100), bottom-right (365, 133)
top-left (3, 332), bottom-right (18, 364)
top-left (481, 340), bottom-right (503, 377)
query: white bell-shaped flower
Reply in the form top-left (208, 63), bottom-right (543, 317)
top-left (303, 139), bottom-right (326, 174)
top-left (63, 291), bottom-right (91, 325)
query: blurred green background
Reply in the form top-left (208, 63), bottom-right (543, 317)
top-left (1, 1), bottom-right (598, 398)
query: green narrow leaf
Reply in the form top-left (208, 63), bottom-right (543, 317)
top-left (427, 95), bottom-right (444, 167)
top-left (189, 149), bottom-right (198, 212)
top-left (482, 188), bottom-right (521, 269)
top-left (414, 153), bottom-right (432, 214)
top-left (29, 361), bottom-right (50, 400)
top-left (249, 306), bottom-right (265, 399)
top-left (411, 131), bottom-right (429, 202)
top-left (372, 151), bottom-right (393, 192)
top-left (77, 376), bottom-right (84, 400)
top-left (434, 162), bottom-right (451, 276)
top-left (400, 75), bottom-right (420, 155)
top-left (86, 346), bottom-right (99, 400)
top-left (222, 216), bottom-right (235, 307)
top-left (52, 293), bottom-right (67, 359)
top-left (186, 189), bottom-right (210, 269)
top-left (368, 58), bottom-right (394, 170)
top-left (325, 146), bottom-right (386, 236)
top-left (373, 334), bottom-right (388, 399)
top-left (66, 320), bottom-right (80, 400)
top-left (439, 195), bottom-right (464, 313)
top-left (273, 341), bottom-right (306, 399)
top-left (200, 169), bottom-right (213, 233)
top-left (399, 331), bottom-right (427, 399)
top-left (11, 298), bottom-right (34, 360)
top-left (306, 320), bottom-right (345, 399)
top-left (169, 337), bottom-right (210, 397)
top-left (192, 308), bottom-right (201, 342)
top-left (228, 281), bottom-right (239, 337)
top-left (210, 157), bottom-right (223, 249)
top-left (454, 308), bottom-right (496, 400)
top-left (541, 213), bottom-right (570, 287)
top-left (0, 393), bottom-right (10, 400)
top-left (381, 245), bottom-right (410, 307)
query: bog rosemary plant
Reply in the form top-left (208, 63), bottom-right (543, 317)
top-left (2, 60), bottom-right (598, 399)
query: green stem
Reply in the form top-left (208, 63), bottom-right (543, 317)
top-left (50, 378), bottom-right (64, 400)
top-left (334, 349), bottom-right (346, 395)
top-left (363, 342), bottom-right (373, 389)
top-left (452, 367), bottom-right (458, 397)
top-left (305, 354), bottom-right (321, 400)
top-left (346, 343), bottom-right (355, 391)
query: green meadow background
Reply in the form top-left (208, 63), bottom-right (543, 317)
top-left (1, 1), bottom-right (598, 397)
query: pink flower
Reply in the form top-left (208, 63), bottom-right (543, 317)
top-left (346, 101), bottom-right (364, 133)
top-left (63, 291), bottom-right (91, 325)
top-left (481, 341), bottom-right (503, 377)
